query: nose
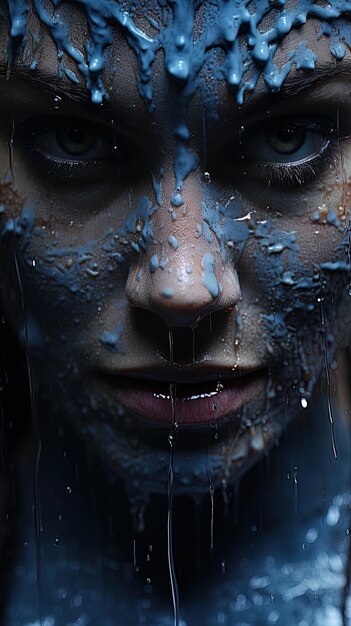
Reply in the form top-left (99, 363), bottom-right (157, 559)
top-left (125, 172), bottom-right (241, 327)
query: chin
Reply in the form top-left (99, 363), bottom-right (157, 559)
top-left (64, 394), bottom-right (290, 502)
top-left (37, 357), bottom-right (309, 504)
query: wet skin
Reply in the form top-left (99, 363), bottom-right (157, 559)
top-left (0, 0), bottom-right (351, 502)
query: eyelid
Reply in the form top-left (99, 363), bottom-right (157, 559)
top-left (212, 111), bottom-right (350, 190)
top-left (15, 115), bottom-right (119, 141)
top-left (242, 115), bottom-right (338, 142)
top-left (12, 114), bottom-right (146, 187)
top-left (239, 78), bottom-right (351, 126)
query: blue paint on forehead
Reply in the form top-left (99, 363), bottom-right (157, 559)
top-left (8, 1), bottom-right (351, 99)
top-left (6, 0), bottom-right (351, 193)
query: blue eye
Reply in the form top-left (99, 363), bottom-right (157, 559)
top-left (55, 123), bottom-right (99, 157)
top-left (31, 119), bottom-right (117, 161)
top-left (245, 120), bottom-right (330, 165)
top-left (15, 116), bottom-right (142, 186)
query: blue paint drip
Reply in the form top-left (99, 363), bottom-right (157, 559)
top-left (150, 254), bottom-right (159, 273)
top-left (167, 235), bottom-right (179, 250)
top-left (7, 0), bottom-right (28, 61)
top-left (100, 323), bottom-right (123, 353)
top-left (296, 42), bottom-right (317, 69)
top-left (1, 206), bottom-right (35, 248)
top-left (8, 0), bottom-right (351, 194)
top-left (201, 252), bottom-right (220, 299)
top-left (321, 261), bottom-right (351, 271)
top-left (161, 287), bottom-right (174, 299)
top-left (202, 199), bottom-right (250, 261)
top-left (117, 196), bottom-right (157, 247)
top-left (330, 41), bottom-right (346, 58)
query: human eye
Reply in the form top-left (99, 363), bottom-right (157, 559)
top-left (14, 116), bottom-right (138, 185)
top-left (235, 115), bottom-right (347, 188)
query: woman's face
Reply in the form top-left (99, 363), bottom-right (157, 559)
top-left (0, 0), bottom-right (351, 496)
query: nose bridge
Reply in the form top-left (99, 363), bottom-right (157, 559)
top-left (125, 169), bottom-right (241, 327)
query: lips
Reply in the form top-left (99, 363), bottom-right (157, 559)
top-left (110, 371), bottom-right (264, 425)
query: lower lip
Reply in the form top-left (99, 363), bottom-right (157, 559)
top-left (114, 375), bottom-right (263, 426)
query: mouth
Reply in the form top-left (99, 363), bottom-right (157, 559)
top-left (100, 369), bottom-right (266, 426)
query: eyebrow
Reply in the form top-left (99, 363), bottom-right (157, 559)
top-left (243, 60), bottom-right (351, 114)
top-left (0, 63), bottom-right (96, 107)
top-left (1, 58), bottom-right (351, 115)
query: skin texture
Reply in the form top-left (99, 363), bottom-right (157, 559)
top-left (0, 1), bottom-right (351, 499)
top-left (0, 3), bottom-right (351, 625)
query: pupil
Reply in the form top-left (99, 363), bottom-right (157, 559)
top-left (67, 126), bottom-right (85, 144)
top-left (277, 125), bottom-right (297, 142)
top-left (268, 124), bottom-right (306, 155)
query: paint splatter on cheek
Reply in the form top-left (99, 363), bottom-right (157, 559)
top-left (2, 0), bottom-right (351, 495)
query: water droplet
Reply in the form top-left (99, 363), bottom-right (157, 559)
top-left (66, 486), bottom-right (72, 494)
top-left (293, 465), bottom-right (298, 484)
top-left (53, 95), bottom-right (62, 110)
top-left (305, 527), bottom-right (318, 543)
top-left (300, 398), bottom-right (308, 409)
top-left (326, 504), bottom-right (340, 527)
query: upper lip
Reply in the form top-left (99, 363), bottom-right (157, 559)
top-left (97, 366), bottom-right (266, 385)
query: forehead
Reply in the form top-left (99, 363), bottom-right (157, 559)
top-left (1, 0), bottom-right (351, 111)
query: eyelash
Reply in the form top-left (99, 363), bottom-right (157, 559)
top-left (14, 115), bottom-right (348, 190)
top-left (255, 140), bottom-right (340, 188)
top-left (237, 119), bottom-right (347, 188)
top-left (27, 150), bottom-right (121, 186)
top-left (15, 117), bottom-right (138, 186)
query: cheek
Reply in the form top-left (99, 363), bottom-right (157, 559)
top-left (237, 214), bottom-right (350, 381)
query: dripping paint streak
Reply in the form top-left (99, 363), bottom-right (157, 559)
top-left (167, 382), bottom-right (179, 626)
top-left (208, 468), bottom-right (214, 552)
top-left (319, 293), bottom-right (338, 460)
top-left (293, 465), bottom-right (299, 522)
top-left (315, 228), bottom-right (338, 459)
top-left (8, 111), bottom-right (43, 623)
top-left (133, 538), bottom-right (137, 572)
top-left (13, 253), bottom-right (43, 625)
top-left (169, 328), bottom-right (174, 363)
